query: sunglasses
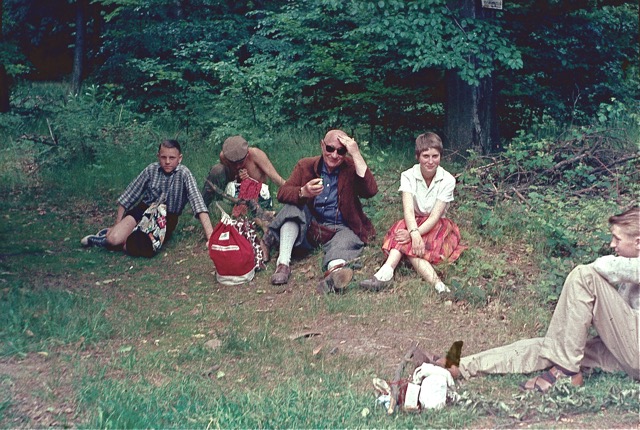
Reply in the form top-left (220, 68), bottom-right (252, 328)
top-left (323, 141), bottom-right (348, 156)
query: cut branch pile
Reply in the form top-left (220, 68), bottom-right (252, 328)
top-left (459, 129), bottom-right (639, 202)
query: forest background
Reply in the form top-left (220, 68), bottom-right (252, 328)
top-left (1, 0), bottom-right (639, 428)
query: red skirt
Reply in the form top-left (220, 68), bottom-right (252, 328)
top-left (381, 216), bottom-right (466, 264)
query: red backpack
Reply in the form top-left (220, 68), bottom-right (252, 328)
top-left (208, 212), bottom-right (257, 285)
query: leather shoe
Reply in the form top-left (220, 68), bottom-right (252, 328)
top-left (317, 267), bottom-right (353, 294)
top-left (271, 264), bottom-right (291, 285)
top-left (359, 277), bottom-right (392, 292)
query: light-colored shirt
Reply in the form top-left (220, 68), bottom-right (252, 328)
top-left (592, 255), bottom-right (640, 311)
top-left (118, 163), bottom-right (208, 216)
top-left (398, 165), bottom-right (456, 216)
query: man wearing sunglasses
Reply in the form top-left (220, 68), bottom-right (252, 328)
top-left (264, 129), bottom-right (378, 293)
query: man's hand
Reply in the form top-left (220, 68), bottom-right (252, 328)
top-left (301, 178), bottom-right (324, 198)
top-left (337, 134), bottom-right (367, 177)
top-left (337, 134), bottom-right (360, 155)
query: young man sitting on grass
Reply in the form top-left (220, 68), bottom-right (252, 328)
top-left (419, 205), bottom-right (639, 392)
top-left (81, 139), bottom-right (214, 257)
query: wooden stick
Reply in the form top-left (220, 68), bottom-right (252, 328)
top-left (588, 154), bottom-right (639, 175)
top-left (388, 342), bottom-right (418, 415)
top-left (46, 119), bottom-right (58, 145)
top-left (511, 187), bottom-right (530, 208)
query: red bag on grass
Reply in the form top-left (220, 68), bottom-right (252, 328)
top-left (208, 214), bottom-right (256, 285)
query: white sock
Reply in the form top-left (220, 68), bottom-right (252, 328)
top-left (327, 259), bottom-right (346, 271)
top-left (435, 281), bottom-right (450, 293)
top-left (373, 264), bottom-right (394, 282)
top-left (276, 221), bottom-right (298, 266)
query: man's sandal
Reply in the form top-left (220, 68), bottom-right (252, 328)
top-left (520, 366), bottom-right (584, 393)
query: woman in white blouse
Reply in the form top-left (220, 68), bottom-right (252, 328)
top-left (360, 132), bottom-right (466, 292)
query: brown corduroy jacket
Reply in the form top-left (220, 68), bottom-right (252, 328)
top-left (277, 156), bottom-right (378, 243)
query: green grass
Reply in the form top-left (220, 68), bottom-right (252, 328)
top-left (0, 375), bottom-right (11, 423)
top-left (73, 363), bottom-right (640, 428)
top-left (0, 284), bottom-right (113, 357)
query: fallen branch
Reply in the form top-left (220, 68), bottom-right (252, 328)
top-left (19, 133), bottom-right (57, 147)
top-left (511, 187), bottom-right (530, 208)
top-left (587, 154), bottom-right (639, 176)
top-left (46, 118), bottom-right (59, 145)
top-left (388, 342), bottom-right (419, 415)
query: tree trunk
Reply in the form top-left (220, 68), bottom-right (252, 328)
top-left (0, 0), bottom-right (10, 112)
top-left (0, 64), bottom-right (9, 113)
top-left (444, 0), bottom-right (499, 157)
top-left (173, 0), bottom-right (184, 18)
top-left (444, 72), bottom-right (498, 156)
top-left (71, 0), bottom-right (88, 95)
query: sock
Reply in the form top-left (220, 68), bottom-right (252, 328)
top-left (374, 264), bottom-right (394, 282)
top-left (435, 281), bottom-right (450, 293)
top-left (276, 221), bottom-right (298, 266)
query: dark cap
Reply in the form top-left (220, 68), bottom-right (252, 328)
top-left (222, 136), bottom-right (249, 162)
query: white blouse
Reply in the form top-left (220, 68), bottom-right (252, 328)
top-left (398, 165), bottom-right (456, 216)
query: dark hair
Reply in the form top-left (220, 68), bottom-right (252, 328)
top-left (415, 132), bottom-right (443, 158)
top-left (158, 139), bottom-right (182, 154)
top-left (609, 205), bottom-right (640, 236)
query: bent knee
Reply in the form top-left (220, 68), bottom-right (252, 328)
top-left (566, 264), bottom-right (600, 283)
top-left (208, 164), bottom-right (228, 179)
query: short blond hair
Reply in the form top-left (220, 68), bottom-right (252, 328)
top-left (415, 132), bottom-right (443, 158)
top-left (609, 205), bottom-right (640, 237)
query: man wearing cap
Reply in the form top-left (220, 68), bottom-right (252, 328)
top-left (202, 135), bottom-right (286, 209)
top-left (264, 129), bottom-right (378, 293)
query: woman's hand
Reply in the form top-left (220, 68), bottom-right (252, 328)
top-left (411, 231), bottom-right (424, 257)
top-left (394, 229), bottom-right (411, 245)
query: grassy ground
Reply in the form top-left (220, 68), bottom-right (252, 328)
top-left (1, 132), bottom-right (639, 428)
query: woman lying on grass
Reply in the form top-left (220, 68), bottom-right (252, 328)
top-left (419, 205), bottom-right (639, 392)
top-left (359, 132), bottom-right (466, 293)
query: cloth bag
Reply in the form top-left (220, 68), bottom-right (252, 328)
top-left (208, 209), bottom-right (257, 285)
top-left (410, 363), bottom-right (459, 410)
top-left (127, 201), bottom-right (167, 257)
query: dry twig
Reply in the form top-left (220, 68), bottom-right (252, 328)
top-left (388, 342), bottom-right (419, 415)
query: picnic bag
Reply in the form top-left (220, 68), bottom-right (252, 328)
top-left (208, 212), bottom-right (256, 285)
